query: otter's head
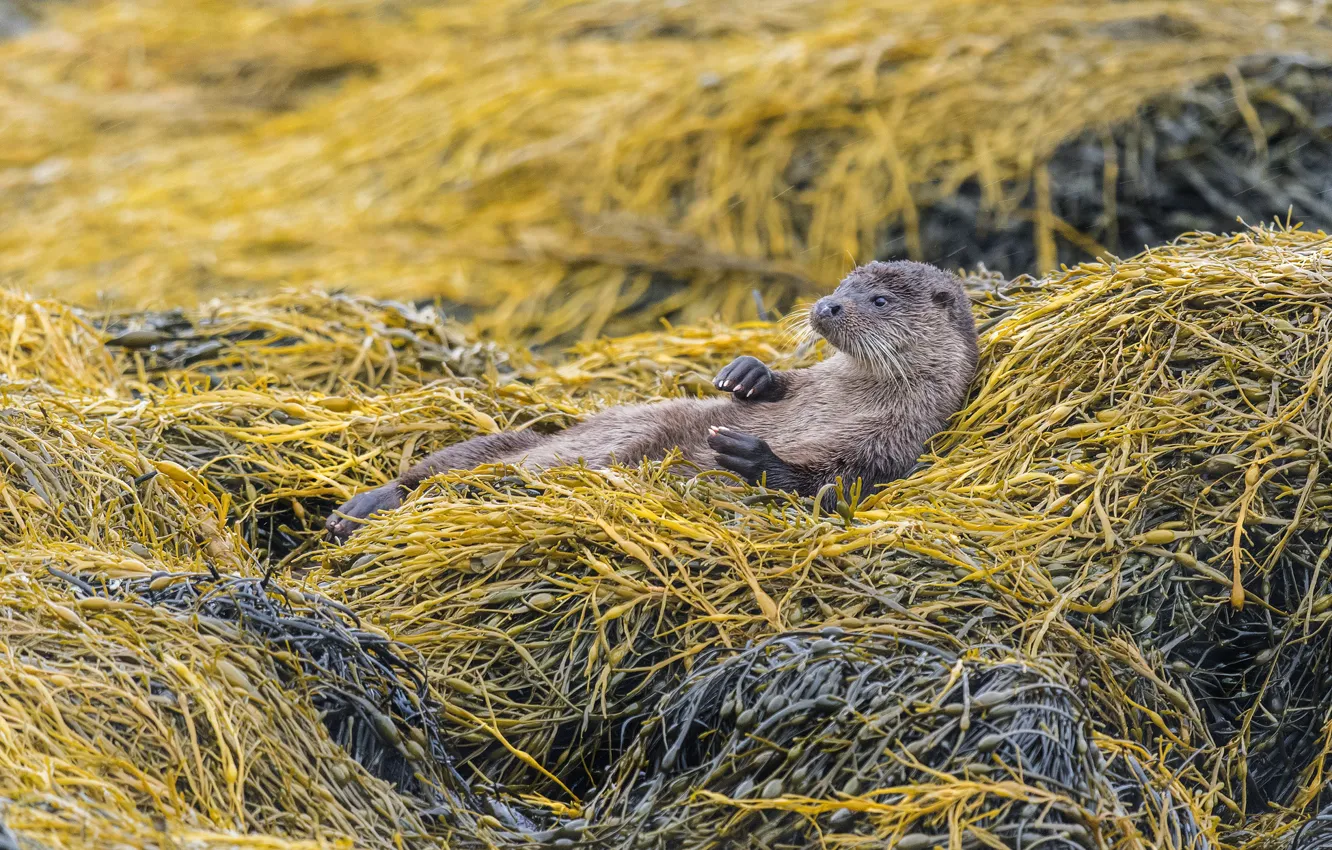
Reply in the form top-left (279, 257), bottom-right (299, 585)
top-left (809, 260), bottom-right (979, 384)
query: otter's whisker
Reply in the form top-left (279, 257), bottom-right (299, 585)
top-left (780, 313), bottom-right (816, 353)
top-left (779, 306), bottom-right (813, 341)
top-left (875, 338), bottom-right (906, 385)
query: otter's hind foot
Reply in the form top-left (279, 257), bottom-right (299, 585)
top-left (714, 356), bottom-right (780, 401)
top-left (708, 426), bottom-right (788, 487)
top-left (326, 482), bottom-right (406, 542)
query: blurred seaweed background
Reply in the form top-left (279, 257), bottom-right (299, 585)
top-left (7, 2), bottom-right (1332, 850)
top-left (5, 0), bottom-right (1332, 342)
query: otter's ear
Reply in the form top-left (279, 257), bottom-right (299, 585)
top-left (931, 290), bottom-right (953, 307)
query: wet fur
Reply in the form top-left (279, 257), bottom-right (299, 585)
top-left (327, 261), bottom-right (978, 539)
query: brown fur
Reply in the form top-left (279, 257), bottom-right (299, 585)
top-left (326, 261), bottom-right (978, 540)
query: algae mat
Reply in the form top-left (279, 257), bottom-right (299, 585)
top-left (5, 1), bottom-right (1332, 344)
top-left (3, 225), bottom-right (1332, 848)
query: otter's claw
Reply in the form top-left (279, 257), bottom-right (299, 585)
top-left (325, 482), bottom-right (406, 542)
top-left (708, 426), bottom-right (778, 485)
top-left (714, 356), bottom-right (778, 401)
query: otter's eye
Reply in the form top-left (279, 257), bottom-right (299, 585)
top-left (872, 295), bottom-right (888, 308)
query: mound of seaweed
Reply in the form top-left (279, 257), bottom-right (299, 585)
top-left (585, 632), bottom-right (1208, 850)
top-left (7, 1), bottom-right (1332, 344)
top-left (910, 226), bottom-right (1332, 814)
top-left (59, 571), bottom-right (475, 806)
top-left (0, 556), bottom-right (484, 850)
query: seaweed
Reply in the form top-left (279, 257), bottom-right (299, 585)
top-left (585, 631), bottom-right (1208, 850)
top-left (892, 56), bottom-right (1332, 275)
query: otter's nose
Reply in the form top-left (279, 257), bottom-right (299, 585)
top-left (814, 299), bottom-right (843, 320)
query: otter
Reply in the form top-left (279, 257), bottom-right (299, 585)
top-left (326, 260), bottom-right (978, 541)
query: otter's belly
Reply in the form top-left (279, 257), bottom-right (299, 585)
top-left (729, 390), bottom-right (864, 461)
top-left (502, 397), bottom-right (734, 470)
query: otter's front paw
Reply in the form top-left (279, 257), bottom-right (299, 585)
top-left (714, 356), bottom-right (779, 401)
top-left (708, 426), bottom-right (780, 486)
top-left (325, 482), bottom-right (406, 542)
